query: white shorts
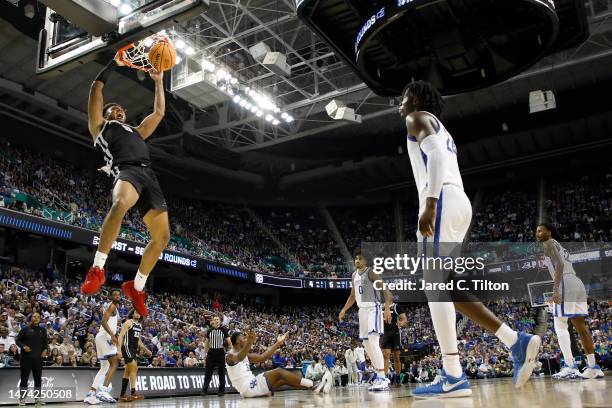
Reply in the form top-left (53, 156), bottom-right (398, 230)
top-left (553, 274), bottom-right (588, 317)
top-left (358, 305), bottom-right (384, 340)
top-left (417, 184), bottom-right (472, 250)
top-left (240, 373), bottom-right (271, 398)
top-left (95, 331), bottom-right (118, 360)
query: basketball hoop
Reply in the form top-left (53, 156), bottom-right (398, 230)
top-left (116, 35), bottom-right (168, 72)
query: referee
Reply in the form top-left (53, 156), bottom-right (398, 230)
top-left (16, 312), bottom-right (48, 405)
top-left (201, 315), bottom-right (230, 397)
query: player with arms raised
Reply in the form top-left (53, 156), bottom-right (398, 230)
top-left (338, 248), bottom-right (393, 391)
top-left (81, 55), bottom-right (170, 318)
top-left (226, 331), bottom-right (316, 398)
top-left (536, 223), bottom-right (604, 379)
top-left (398, 81), bottom-right (541, 398)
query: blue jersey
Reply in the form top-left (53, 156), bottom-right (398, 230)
top-left (324, 353), bottom-right (336, 369)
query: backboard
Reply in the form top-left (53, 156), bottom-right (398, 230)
top-left (36, 0), bottom-right (209, 77)
top-left (527, 280), bottom-right (555, 308)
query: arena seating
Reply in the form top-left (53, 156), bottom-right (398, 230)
top-left (1, 140), bottom-right (611, 278)
top-left (0, 264), bottom-right (609, 378)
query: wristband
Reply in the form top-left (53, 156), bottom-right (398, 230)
top-left (94, 59), bottom-right (116, 85)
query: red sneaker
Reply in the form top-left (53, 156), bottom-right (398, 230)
top-left (122, 280), bottom-right (148, 317)
top-left (95, 266), bottom-right (106, 287)
top-left (81, 266), bottom-right (105, 295)
top-left (118, 395), bottom-right (130, 402)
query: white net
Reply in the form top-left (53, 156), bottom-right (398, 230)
top-left (117, 35), bottom-right (167, 72)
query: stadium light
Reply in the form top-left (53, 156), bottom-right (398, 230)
top-left (175, 39), bottom-right (186, 49)
top-left (110, 0), bottom-right (121, 6)
top-left (185, 47), bottom-right (195, 56)
top-left (118, 4), bottom-right (133, 15)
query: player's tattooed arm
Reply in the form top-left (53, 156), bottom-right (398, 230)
top-left (136, 71), bottom-right (165, 140)
top-left (339, 273), bottom-right (356, 322)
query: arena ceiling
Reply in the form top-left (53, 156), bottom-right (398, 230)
top-left (1, 0), bottom-right (612, 203)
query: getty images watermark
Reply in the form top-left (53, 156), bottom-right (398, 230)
top-left (369, 254), bottom-right (509, 292)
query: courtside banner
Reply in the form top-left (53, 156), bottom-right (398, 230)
top-left (0, 367), bottom-right (301, 404)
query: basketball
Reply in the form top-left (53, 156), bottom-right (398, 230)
top-left (148, 39), bottom-right (176, 72)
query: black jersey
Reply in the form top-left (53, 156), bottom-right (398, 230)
top-left (95, 120), bottom-right (151, 177)
top-left (124, 320), bottom-right (142, 353)
top-left (383, 303), bottom-right (406, 334)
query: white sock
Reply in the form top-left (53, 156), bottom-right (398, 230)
top-left (300, 378), bottom-right (313, 388)
top-left (134, 271), bottom-right (148, 291)
top-left (442, 355), bottom-right (462, 378)
top-left (93, 251), bottom-right (108, 268)
top-left (495, 323), bottom-right (518, 348)
top-left (587, 354), bottom-right (596, 368)
top-left (554, 317), bottom-right (574, 366)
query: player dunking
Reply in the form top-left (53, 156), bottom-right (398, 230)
top-left (338, 248), bottom-right (393, 391)
top-left (381, 303), bottom-right (407, 387)
top-left (85, 290), bottom-right (121, 405)
top-left (536, 223), bottom-right (604, 380)
top-left (81, 56), bottom-right (170, 318)
top-left (226, 331), bottom-right (316, 398)
top-left (398, 81), bottom-right (541, 398)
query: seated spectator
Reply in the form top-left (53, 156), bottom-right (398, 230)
top-left (52, 355), bottom-right (64, 367)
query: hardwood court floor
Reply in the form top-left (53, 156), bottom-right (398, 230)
top-left (54, 376), bottom-right (610, 408)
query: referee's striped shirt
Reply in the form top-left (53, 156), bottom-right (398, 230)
top-left (207, 327), bottom-right (229, 350)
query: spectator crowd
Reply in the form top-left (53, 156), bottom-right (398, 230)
top-left (0, 264), bottom-right (609, 385)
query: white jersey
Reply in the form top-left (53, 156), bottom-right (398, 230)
top-left (353, 268), bottom-right (382, 308)
top-left (100, 302), bottom-right (119, 338)
top-left (226, 355), bottom-right (255, 394)
top-left (543, 239), bottom-right (577, 279)
top-left (406, 111), bottom-right (464, 204)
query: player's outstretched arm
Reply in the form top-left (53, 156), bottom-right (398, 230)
top-left (136, 70), bottom-right (165, 140)
top-left (338, 273), bottom-right (356, 322)
top-left (89, 58), bottom-right (120, 139)
top-left (249, 332), bottom-right (287, 364)
top-left (88, 80), bottom-right (105, 140)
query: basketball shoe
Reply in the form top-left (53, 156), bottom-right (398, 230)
top-left (80, 266), bottom-right (105, 295)
top-left (412, 370), bottom-right (472, 398)
top-left (122, 280), bottom-right (148, 317)
top-left (552, 363), bottom-right (581, 379)
top-left (580, 364), bottom-right (604, 379)
top-left (510, 332), bottom-right (542, 387)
